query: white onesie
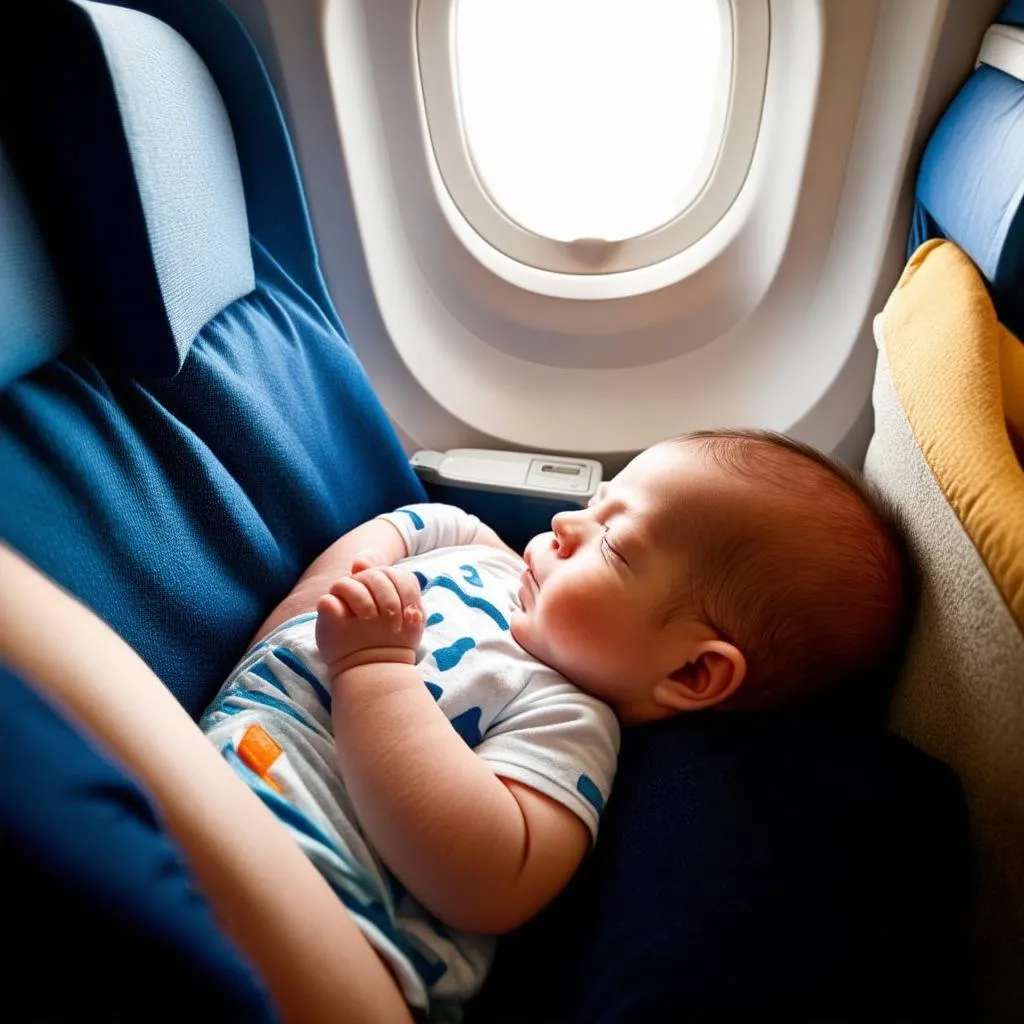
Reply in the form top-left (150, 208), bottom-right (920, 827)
top-left (200, 503), bottom-right (620, 1021)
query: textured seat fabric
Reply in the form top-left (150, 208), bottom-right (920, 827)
top-left (0, 0), bottom-right (255, 377)
top-left (865, 240), bottom-right (1024, 1022)
top-left (469, 708), bottom-right (973, 1023)
top-left (997, 1), bottom-right (1024, 27)
top-left (0, 240), bottom-right (424, 717)
top-left (0, 0), bottom-right (425, 716)
top-left (0, 144), bottom-right (68, 388)
top-left (0, 661), bottom-right (276, 1022)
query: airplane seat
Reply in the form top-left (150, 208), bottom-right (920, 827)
top-left (864, 11), bottom-right (1024, 1019)
top-left (0, 0), bottom-right (425, 718)
top-left (0, 1), bottom-right (978, 1021)
top-left (0, 1), bottom-right (421, 1015)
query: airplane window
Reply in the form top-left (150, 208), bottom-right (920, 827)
top-left (417, 0), bottom-right (767, 277)
top-left (454, 0), bottom-right (726, 244)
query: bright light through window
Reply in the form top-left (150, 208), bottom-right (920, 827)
top-left (455, 0), bottom-right (727, 244)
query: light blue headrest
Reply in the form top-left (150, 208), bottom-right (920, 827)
top-left (0, 0), bottom-right (255, 377)
top-left (912, 64), bottom-right (1024, 331)
top-left (0, 143), bottom-right (69, 390)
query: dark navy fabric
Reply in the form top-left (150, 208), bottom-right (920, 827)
top-left (909, 65), bottom-right (1024, 334)
top-left (0, 661), bottom-right (277, 1022)
top-left (999, 0), bottom-right (1024, 26)
top-left (470, 709), bottom-right (973, 1023)
top-left (0, 0), bottom-right (216, 377)
top-left (0, 241), bottom-right (424, 718)
top-left (0, 142), bottom-right (69, 389)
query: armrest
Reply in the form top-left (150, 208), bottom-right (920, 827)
top-left (410, 448), bottom-right (603, 552)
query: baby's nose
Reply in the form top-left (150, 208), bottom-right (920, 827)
top-left (551, 510), bottom-right (584, 555)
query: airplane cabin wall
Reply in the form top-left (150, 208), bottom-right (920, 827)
top-left (225, 0), bottom-right (1002, 472)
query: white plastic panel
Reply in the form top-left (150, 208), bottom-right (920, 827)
top-left (410, 448), bottom-right (600, 500)
top-left (977, 23), bottom-right (1024, 80)
top-left (238, 0), bottom-right (977, 472)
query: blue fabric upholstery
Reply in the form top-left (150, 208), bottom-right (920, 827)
top-left (0, 144), bottom-right (68, 389)
top-left (0, 1), bottom-right (425, 1011)
top-left (999, 1), bottom-right (1024, 27)
top-left (0, 0), bottom-right (254, 377)
top-left (471, 709), bottom-right (973, 1023)
top-left (0, 240), bottom-right (424, 717)
top-left (77, 0), bottom-right (255, 367)
top-left (909, 65), bottom-right (1024, 334)
top-left (120, 0), bottom-right (344, 339)
top-left (0, 661), bottom-right (276, 1021)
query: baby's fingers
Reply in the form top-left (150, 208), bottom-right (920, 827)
top-left (350, 548), bottom-right (386, 574)
top-left (383, 567), bottom-right (424, 621)
top-left (327, 577), bottom-right (376, 619)
top-left (316, 592), bottom-right (349, 623)
top-left (358, 568), bottom-right (402, 625)
top-left (315, 593), bottom-right (351, 658)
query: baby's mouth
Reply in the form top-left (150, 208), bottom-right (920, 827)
top-left (518, 565), bottom-right (538, 610)
top-left (524, 552), bottom-right (540, 585)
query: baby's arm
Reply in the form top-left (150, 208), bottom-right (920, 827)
top-left (254, 504), bottom-right (516, 642)
top-left (253, 516), bottom-right (409, 641)
top-left (317, 569), bottom-right (589, 936)
top-left (468, 519), bottom-right (519, 558)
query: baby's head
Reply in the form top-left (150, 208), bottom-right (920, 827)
top-left (510, 430), bottom-right (915, 723)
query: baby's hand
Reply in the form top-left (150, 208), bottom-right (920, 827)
top-left (347, 548), bottom-right (390, 574)
top-left (315, 567), bottom-right (424, 676)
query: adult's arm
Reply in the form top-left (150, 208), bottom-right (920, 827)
top-left (0, 545), bottom-right (413, 1024)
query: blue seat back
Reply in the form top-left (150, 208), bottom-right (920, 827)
top-left (0, 0), bottom-right (424, 716)
top-left (909, 38), bottom-right (1024, 335)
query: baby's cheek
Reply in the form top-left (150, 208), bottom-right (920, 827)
top-left (541, 595), bottom-right (601, 656)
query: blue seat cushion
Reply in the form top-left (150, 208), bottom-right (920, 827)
top-left (910, 64), bottom-right (1024, 334)
top-left (0, 241), bottom-right (425, 717)
top-left (998, 1), bottom-right (1024, 26)
top-left (0, 661), bottom-right (277, 1021)
top-left (470, 708), bottom-right (973, 1022)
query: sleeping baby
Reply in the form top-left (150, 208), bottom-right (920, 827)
top-left (201, 428), bottom-right (914, 1021)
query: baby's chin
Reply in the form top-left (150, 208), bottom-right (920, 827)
top-left (510, 610), bottom-right (544, 663)
top-left (510, 612), bottom-right (574, 683)
top-left (509, 609), bottom-right (528, 650)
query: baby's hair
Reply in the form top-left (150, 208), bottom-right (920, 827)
top-left (667, 429), bottom-right (917, 709)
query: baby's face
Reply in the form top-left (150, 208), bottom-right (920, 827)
top-left (510, 441), bottom-right (737, 723)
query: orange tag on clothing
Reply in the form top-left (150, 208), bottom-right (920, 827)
top-left (237, 724), bottom-right (284, 792)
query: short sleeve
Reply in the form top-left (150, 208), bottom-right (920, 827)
top-left (379, 503), bottom-right (481, 558)
top-left (476, 673), bottom-right (620, 842)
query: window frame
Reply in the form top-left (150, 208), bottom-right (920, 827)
top-left (416, 0), bottom-right (769, 275)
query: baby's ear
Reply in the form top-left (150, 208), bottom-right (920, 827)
top-left (654, 641), bottom-right (747, 713)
